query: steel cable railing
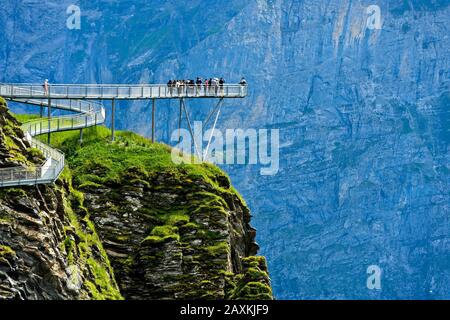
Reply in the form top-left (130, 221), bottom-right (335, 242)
top-left (0, 83), bottom-right (248, 99)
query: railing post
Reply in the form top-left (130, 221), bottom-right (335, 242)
top-left (47, 87), bottom-right (51, 144)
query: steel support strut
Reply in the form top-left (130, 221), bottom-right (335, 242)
top-left (178, 99), bottom-right (183, 144)
top-left (151, 98), bottom-right (156, 143)
top-left (47, 89), bottom-right (51, 144)
top-left (111, 99), bottom-right (115, 141)
top-left (176, 98), bottom-right (225, 162)
top-left (180, 99), bottom-right (201, 159)
top-left (203, 98), bottom-right (224, 161)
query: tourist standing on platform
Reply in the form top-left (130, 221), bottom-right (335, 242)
top-left (176, 80), bottom-right (181, 96)
top-left (189, 79), bottom-right (195, 95)
top-left (167, 80), bottom-right (173, 96)
top-left (208, 78), bottom-right (213, 94)
top-left (204, 78), bottom-right (209, 95)
top-left (239, 77), bottom-right (247, 95)
top-left (219, 77), bottom-right (225, 95)
top-left (196, 77), bottom-right (202, 96)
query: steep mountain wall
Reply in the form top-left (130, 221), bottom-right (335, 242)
top-left (0, 0), bottom-right (448, 299)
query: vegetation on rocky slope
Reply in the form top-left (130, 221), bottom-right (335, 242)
top-left (0, 104), bottom-right (122, 299)
top-left (0, 98), bottom-right (43, 167)
top-left (1, 106), bottom-right (272, 300)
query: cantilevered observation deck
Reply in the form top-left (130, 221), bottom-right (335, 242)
top-left (0, 83), bottom-right (247, 100)
top-left (0, 83), bottom-right (248, 187)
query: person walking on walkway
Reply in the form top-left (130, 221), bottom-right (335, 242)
top-left (43, 79), bottom-right (49, 96)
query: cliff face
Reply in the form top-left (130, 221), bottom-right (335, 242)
top-left (0, 99), bottom-right (121, 300)
top-left (63, 126), bottom-right (272, 300)
top-left (82, 170), bottom-right (266, 299)
top-left (0, 101), bottom-right (272, 300)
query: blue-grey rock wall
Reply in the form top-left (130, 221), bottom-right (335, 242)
top-left (0, 0), bottom-right (449, 299)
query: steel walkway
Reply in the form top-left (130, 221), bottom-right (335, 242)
top-left (0, 83), bottom-right (247, 187)
top-left (0, 83), bottom-right (247, 100)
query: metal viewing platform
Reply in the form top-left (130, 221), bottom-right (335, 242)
top-left (0, 83), bottom-right (247, 100)
top-left (0, 82), bottom-right (248, 188)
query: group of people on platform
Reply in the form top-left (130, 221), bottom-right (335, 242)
top-left (166, 77), bottom-right (247, 96)
top-left (40, 77), bottom-right (248, 97)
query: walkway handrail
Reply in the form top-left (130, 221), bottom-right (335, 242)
top-left (0, 83), bottom-right (248, 100)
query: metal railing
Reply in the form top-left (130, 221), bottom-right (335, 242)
top-left (0, 141), bottom-right (65, 187)
top-left (0, 83), bottom-right (248, 100)
top-left (0, 81), bottom-right (247, 187)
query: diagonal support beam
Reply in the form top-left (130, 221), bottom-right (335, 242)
top-left (203, 98), bottom-right (224, 129)
top-left (178, 99), bottom-right (183, 144)
top-left (203, 99), bottom-right (224, 161)
top-left (181, 99), bottom-right (202, 159)
top-left (177, 98), bottom-right (225, 163)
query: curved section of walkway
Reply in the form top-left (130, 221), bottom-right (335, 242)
top-left (0, 86), bottom-right (106, 187)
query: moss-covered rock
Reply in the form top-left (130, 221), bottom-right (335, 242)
top-left (0, 101), bottom-right (122, 300)
top-left (0, 98), bottom-right (44, 167)
top-left (43, 124), bottom-right (272, 300)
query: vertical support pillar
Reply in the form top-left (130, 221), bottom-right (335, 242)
top-left (111, 98), bottom-right (116, 142)
top-left (151, 98), bottom-right (156, 143)
top-left (47, 94), bottom-right (51, 144)
top-left (40, 105), bottom-right (43, 118)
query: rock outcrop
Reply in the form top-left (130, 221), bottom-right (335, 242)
top-left (81, 170), bottom-right (266, 299)
top-left (0, 98), bottom-right (122, 299)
